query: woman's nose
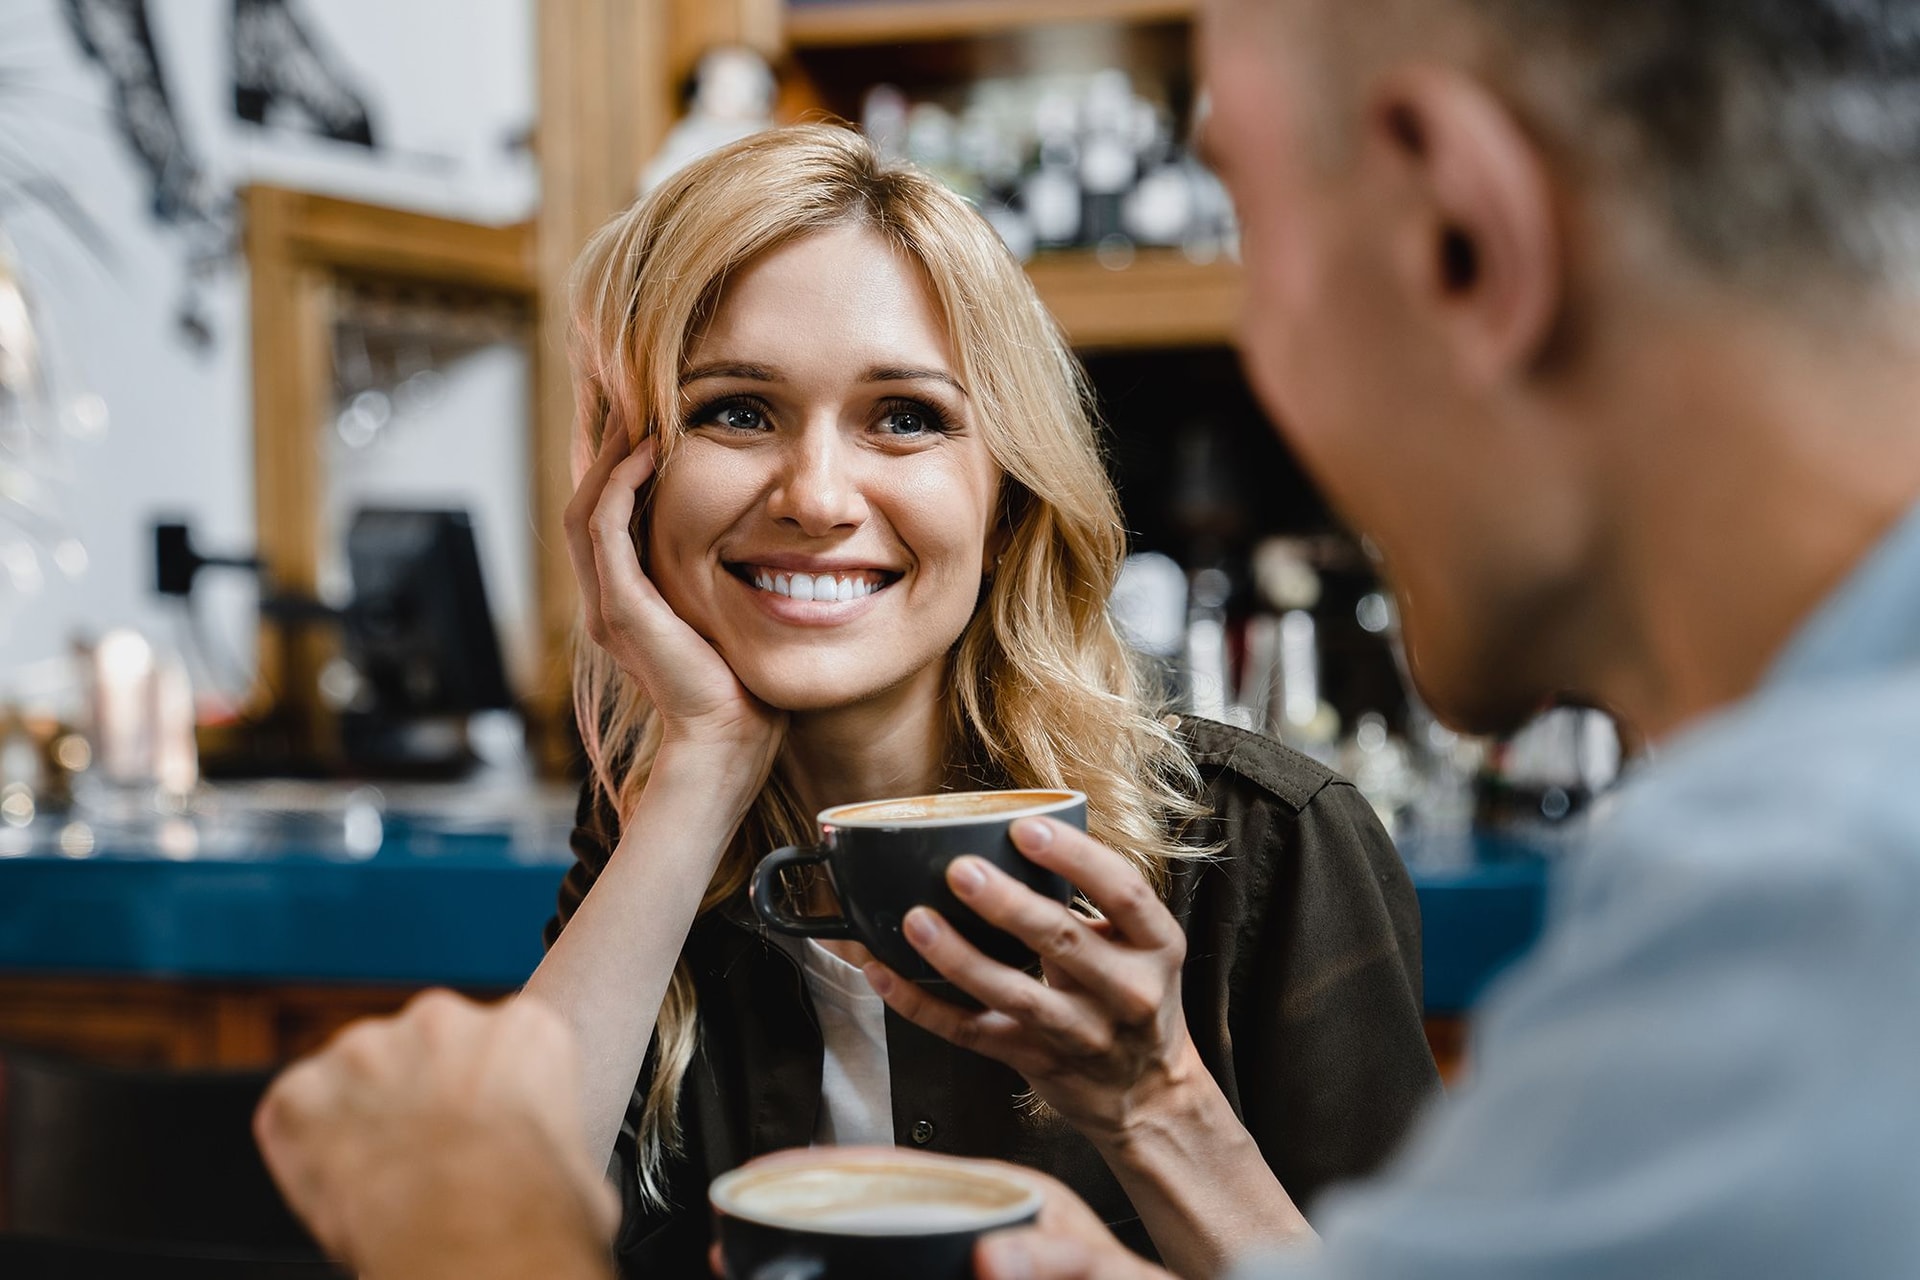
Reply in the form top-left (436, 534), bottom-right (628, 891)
top-left (765, 432), bottom-right (867, 534)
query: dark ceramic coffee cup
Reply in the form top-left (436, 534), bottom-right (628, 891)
top-left (711, 1150), bottom-right (1043, 1280)
top-left (749, 789), bottom-right (1085, 986)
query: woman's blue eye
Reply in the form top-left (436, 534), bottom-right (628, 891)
top-left (880, 402), bottom-right (949, 436)
top-left (700, 402), bottom-right (765, 431)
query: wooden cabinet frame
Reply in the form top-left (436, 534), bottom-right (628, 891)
top-left (243, 187), bottom-right (543, 756)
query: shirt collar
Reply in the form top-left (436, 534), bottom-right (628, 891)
top-left (1765, 499), bottom-right (1920, 690)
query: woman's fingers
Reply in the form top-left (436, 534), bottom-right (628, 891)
top-left (937, 857), bottom-right (1172, 1025)
top-left (1010, 820), bottom-right (1185, 955)
top-left (862, 962), bottom-right (1035, 1065)
top-left (586, 441), bottom-right (662, 606)
top-left (563, 425), bottom-right (637, 624)
top-left (569, 436), bottom-right (683, 660)
top-left (900, 908), bottom-right (1107, 1045)
top-left (564, 418), bottom-right (633, 529)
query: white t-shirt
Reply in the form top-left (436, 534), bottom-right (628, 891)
top-left (779, 937), bottom-right (894, 1146)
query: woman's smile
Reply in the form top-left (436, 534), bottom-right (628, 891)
top-left (721, 558), bottom-right (904, 623)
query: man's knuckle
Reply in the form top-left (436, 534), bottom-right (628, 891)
top-left (330, 1022), bottom-right (387, 1072)
top-left (503, 997), bottom-right (567, 1044)
top-left (408, 989), bottom-right (467, 1022)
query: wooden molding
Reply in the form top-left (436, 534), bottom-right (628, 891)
top-left (249, 187), bottom-right (536, 292)
top-left (531, 0), bottom-right (678, 772)
top-left (1024, 250), bottom-right (1243, 350)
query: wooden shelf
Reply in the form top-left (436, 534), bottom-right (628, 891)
top-left (786, 0), bottom-right (1194, 47)
top-left (1025, 250), bottom-right (1241, 350)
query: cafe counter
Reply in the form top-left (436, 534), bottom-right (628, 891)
top-left (0, 781), bottom-right (1549, 1078)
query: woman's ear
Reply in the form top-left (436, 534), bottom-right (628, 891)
top-left (983, 507), bottom-right (1015, 578)
top-left (982, 543), bottom-right (1005, 579)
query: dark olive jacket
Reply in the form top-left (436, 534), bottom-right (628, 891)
top-left (545, 717), bottom-right (1439, 1277)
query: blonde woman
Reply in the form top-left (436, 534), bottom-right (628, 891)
top-left (526, 125), bottom-right (1437, 1277)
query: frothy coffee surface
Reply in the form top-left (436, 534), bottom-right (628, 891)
top-left (828, 790), bottom-right (1075, 826)
top-left (717, 1161), bottom-right (1037, 1235)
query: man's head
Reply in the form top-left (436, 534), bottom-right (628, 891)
top-left (1200, 0), bottom-right (1920, 733)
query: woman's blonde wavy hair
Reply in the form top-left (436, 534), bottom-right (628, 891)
top-left (568, 124), bottom-right (1209, 1206)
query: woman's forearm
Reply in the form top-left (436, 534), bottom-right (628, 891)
top-left (521, 744), bottom-right (763, 1166)
top-left (1096, 1045), bottom-right (1317, 1280)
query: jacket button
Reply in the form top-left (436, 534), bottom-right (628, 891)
top-left (910, 1118), bottom-right (936, 1146)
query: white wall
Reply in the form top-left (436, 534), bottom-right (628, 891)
top-left (2, 0), bottom-right (537, 713)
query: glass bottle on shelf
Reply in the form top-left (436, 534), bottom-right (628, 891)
top-left (1023, 89), bottom-right (1083, 251)
top-left (1078, 70), bottom-right (1139, 252)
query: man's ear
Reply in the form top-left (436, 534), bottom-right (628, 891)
top-left (1366, 66), bottom-right (1562, 385)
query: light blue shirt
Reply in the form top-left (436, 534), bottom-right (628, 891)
top-left (1240, 503), bottom-right (1920, 1279)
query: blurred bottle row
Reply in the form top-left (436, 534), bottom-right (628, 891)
top-left (1111, 539), bottom-right (1623, 856)
top-left (862, 70), bottom-right (1238, 264)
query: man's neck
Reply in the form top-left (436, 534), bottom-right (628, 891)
top-left (1585, 302), bottom-right (1920, 741)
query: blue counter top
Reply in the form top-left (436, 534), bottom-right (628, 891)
top-left (0, 783), bottom-right (1551, 1013)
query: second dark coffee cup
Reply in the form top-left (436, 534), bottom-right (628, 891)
top-left (749, 789), bottom-right (1085, 987)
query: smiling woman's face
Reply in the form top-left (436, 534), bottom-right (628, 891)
top-left (646, 223), bottom-right (1003, 715)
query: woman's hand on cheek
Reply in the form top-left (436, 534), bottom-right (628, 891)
top-left (863, 819), bottom-right (1209, 1152)
top-left (565, 422), bottom-right (786, 771)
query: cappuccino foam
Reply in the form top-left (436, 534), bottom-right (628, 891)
top-left (715, 1160), bottom-right (1038, 1236)
top-left (828, 790), bottom-right (1075, 826)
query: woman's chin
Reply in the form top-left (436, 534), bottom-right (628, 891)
top-left (728, 651), bottom-right (935, 718)
top-left (734, 669), bottom-right (892, 717)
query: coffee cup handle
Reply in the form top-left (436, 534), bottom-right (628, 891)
top-left (750, 845), bottom-right (856, 939)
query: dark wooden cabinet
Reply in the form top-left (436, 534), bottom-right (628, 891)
top-left (0, 976), bottom-right (502, 1070)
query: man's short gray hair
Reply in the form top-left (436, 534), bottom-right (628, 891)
top-left (1460, 0), bottom-right (1920, 295)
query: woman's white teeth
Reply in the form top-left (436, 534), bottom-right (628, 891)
top-left (751, 570), bottom-right (879, 601)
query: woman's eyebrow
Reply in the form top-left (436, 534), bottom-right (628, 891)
top-left (682, 361), bottom-right (969, 398)
top-left (681, 361), bottom-right (785, 385)
top-left (865, 366), bottom-right (969, 398)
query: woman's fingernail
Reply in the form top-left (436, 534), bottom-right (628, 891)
top-left (949, 856), bottom-right (987, 894)
top-left (1011, 818), bottom-right (1054, 851)
top-left (864, 965), bottom-right (894, 997)
top-left (904, 908), bottom-right (940, 946)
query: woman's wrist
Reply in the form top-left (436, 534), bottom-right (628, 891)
top-left (1094, 1038), bottom-right (1220, 1161)
top-left (1103, 1041), bottom-right (1311, 1229)
top-left (648, 737), bottom-right (773, 813)
top-left (1093, 1051), bottom-right (1316, 1272)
